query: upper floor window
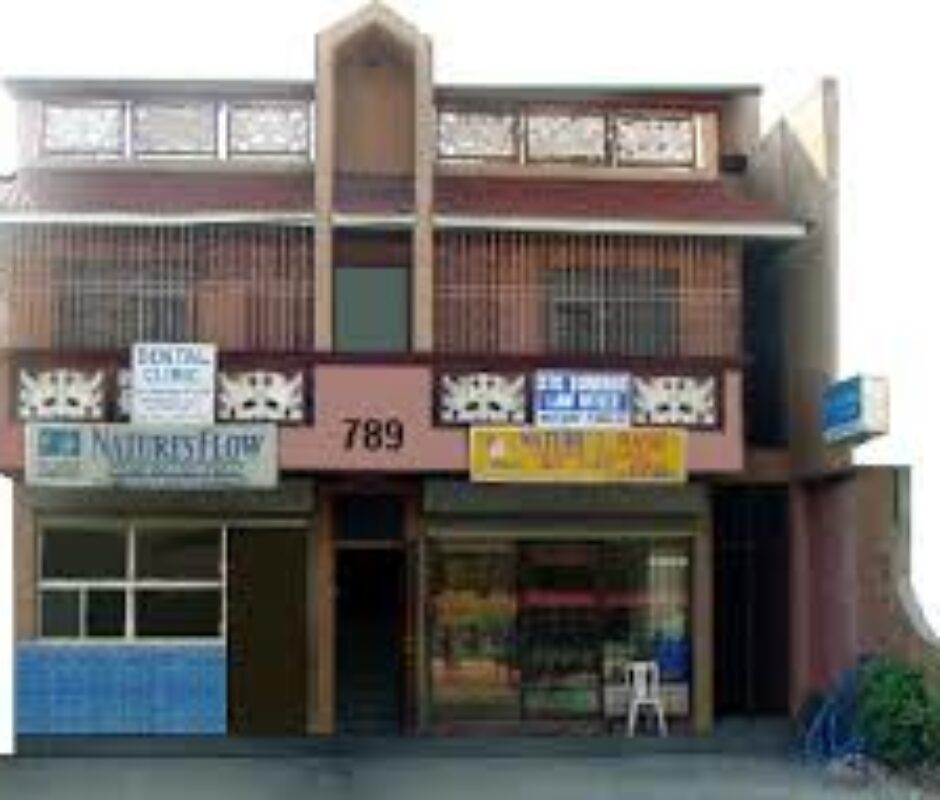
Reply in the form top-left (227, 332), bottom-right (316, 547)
top-left (36, 99), bottom-right (314, 162)
top-left (546, 265), bottom-right (680, 357)
top-left (53, 259), bottom-right (193, 348)
top-left (437, 107), bottom-right (701, 170)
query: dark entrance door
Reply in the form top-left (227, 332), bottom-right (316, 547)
top-left (714, 487), bottom-right (790, 716)
top-left (334, 495), bottom-right (405, 734)
top-left (227, 528), bottom-right (307, 735)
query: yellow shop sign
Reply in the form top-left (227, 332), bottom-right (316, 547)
top-left (469, 426), bottom-right (687, 484)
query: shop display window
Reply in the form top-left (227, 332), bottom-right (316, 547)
top-left (429, 543), bottom-right (519, 721)
top-left (428, 538), bottom-right (692, 725)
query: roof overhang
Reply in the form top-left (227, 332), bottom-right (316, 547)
top-left (0, 211), bottom-right (806, 239)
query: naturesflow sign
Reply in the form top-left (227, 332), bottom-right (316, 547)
top-left (25, 423), bottom-right (277, 490)
top-left (132, 343), bottom-right (217, 424)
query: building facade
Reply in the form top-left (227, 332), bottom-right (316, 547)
top-left (0, 4), bottom-right (928, 739)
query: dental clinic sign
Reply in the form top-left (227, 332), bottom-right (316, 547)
top-left (26, 423), bottom-right (277, 490)
top-left (132, 343), bottom-right (216, 424)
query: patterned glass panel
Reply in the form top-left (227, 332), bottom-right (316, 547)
top-left (438, 111), bottom-right (517, 161)
top-left (615, 115), bottom-right (695, 166)
top-left (43, 103), bottom-right (124, 155)
top-left (132, 103), bottom-right (216, 155)
top-left (229, 103), bottom-right (310, 155)
top-left (526, 114), bottom-right (606, 163)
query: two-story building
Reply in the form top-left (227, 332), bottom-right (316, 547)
top-left (0, 4), bottom-right (925, 741)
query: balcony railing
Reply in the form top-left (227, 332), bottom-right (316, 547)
top-left (0, 224), bottom-right (316, 352)
top-left (434, 231), bottom-right (741, 359)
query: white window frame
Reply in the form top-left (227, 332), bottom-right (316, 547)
top-left (37, 521), bottom-right (228, 645)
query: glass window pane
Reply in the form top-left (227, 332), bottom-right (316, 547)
top-left (136, 590), bottom-right (221, 638)
top-left (43, 528), bottom-right (126, 579)
top-left (518, 544), bottom-right (600, 718)
top-left (600, 541), bottom-right (691, 719)
top-left (430, 544), bottom-right (519, 722)
top-left (41, 590), bottom-right (81, 637)
top-left (86, 589), bottom-right (126, 638)
top-left (136, 528), bottom-right (221, 580)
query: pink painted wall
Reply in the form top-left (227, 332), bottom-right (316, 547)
top-left (0, 364), bottom-right (744, 476)
top-left (279, 365), bottom-right (466, 471)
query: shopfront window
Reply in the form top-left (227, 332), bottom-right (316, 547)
top-left (39, 525), bottom-right (225, 640)
top-left (428, 538), bottom-right (692, 726)
top-left (429, 543), bottom-right (519, 722)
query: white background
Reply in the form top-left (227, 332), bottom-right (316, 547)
top-left (1, 0), bottom-right (938, 755)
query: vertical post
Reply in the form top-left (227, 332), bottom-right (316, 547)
top-left (305, 504), bottom-right (319, 734)
top-left (789, 482), bottom-right (812, 715)
top-left (315, 493), bottom-right (335, 734)
top-left (693, 499), bottom-right (714, 734)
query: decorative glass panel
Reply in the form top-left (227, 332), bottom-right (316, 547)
top-left (526, 114), bottom-right (605, 163)
top-left (43, 103), bottom-right (124, 155)
top-left (132, 103), bottom-right (216, 155)
top-left (218, 370), bottom-right (305, 422)
top-left (439, 372), bottom-right (527, 425)
top-left (18, 369), bottom-right (105, 421)
top-left (615, 115), bottom-right (695, 166)
top-left (229, 102), bottom-right (310, 155)
top-left (632, 375), bottom-right (718, 427)
top-left (438, 111), bottom-right (517, 161)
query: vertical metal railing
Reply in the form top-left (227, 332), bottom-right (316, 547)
top-left (434, 231), bottom-right (741, 359)
top-left (0, 223), bottom-right (317, 351)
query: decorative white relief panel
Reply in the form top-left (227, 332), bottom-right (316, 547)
top-left (615, 115), bottom-right (695, 166)
top-left (439, 373), bottom-right (527, 424)
top-left (526, 114), bottom-right (606, 162)
top-left (437, 111), bottom-right (517, 160)
top-left (132, 103), bottom-right (216, 155)
top-left (229, 103), bottom-right (311, 155)
top-left (43, 103), bottom-right (124, 155)
top-left (218, 371), bottom-right (305, 422)
top-left (19, 369), bottom-right (105, 420)
top-left (632, 375), bottom-right (717, 427)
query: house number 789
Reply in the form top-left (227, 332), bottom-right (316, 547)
top-left (342, 417), bottom-right (405, 451)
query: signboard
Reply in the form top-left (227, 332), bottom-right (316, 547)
top-left (534, 371), bottom-right (632, 427)
top-left (132, 343), bottom-right (216, 425)
top-left (470, 426), bottom-right (686, 484)
top-left (823, 375), bottom-right (889, 444)
top-left (26, 423), bottom-right (277, 490)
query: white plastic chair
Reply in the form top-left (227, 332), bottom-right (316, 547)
top-left (625, 660), bottom-right (668, 737)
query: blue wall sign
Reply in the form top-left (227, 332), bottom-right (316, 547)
top-left (534, 371), bottom-right (632, 427)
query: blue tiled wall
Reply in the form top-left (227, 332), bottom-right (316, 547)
top-left (17, 644), bottom-right (226, 734)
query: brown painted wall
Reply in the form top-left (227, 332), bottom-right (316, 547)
top-left (14, 482), bottom-right (37, 640)
top-left (334, 34), bottom-right (416, 176)
top-left (789, 466), bottom-right (940, 710)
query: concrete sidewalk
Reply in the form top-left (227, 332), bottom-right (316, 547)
top-left (0, 753), bottom-right (925, 800)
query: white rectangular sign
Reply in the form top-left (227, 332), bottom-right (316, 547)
top-left (132, 343), bottom-right (216, 424)
top-left (534, 371), bottom-right (632, 427)
top-left (26, 423), bottom-right (277, 490)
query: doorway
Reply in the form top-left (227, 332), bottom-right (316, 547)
top-left (227, 527), bottom-right (307, 735)
top-left (713, 487), bottom-right (790, 717)
top-left (334, 495), bottom-right (406, 734)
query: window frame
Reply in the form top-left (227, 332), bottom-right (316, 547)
top-left (37, 521), bottom-right (228, 644)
